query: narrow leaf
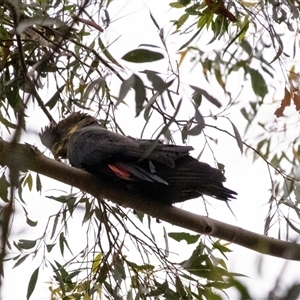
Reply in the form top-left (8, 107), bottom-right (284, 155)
top-left (18, 239), bottom-right (36, 250)
top-left (46, 244), bottom-right (56, 253)
top-left (150, 12), bottom-right (160, 30)
top-left (59, 232), bottom-right (65, 256)
top-left (169, 232), bottom-right (200, 244)
top-left (36, 174), bottom-right (42, 192)
top-left (51, 214), bottom-right (60, 239)
top-left (13, 254), bottom-right (29, 268)
top-left (248, 68), bottom-right (268, 100)
top-left (179, 29), bottom-right (201, 50)
top-left (230, 121), bottom-right (243, 153)
top-left (98, 37), bottom-right (123, 68)
top-left (92, 253), bottom-right (102, 273)
top-left (117, 74), bottom-right (135, 105)
top-left (223, 20), bottom-right (249, 55)
top-left (27, 267), bottom-right (39, 300)
top-left (0, 174), bottom-right (9, 202)
top-left (122, 49), bottom-right (164, 63)
top-left (26, 216), bottom-right (37, 227)
top-left (190, 85), bottom-right (222, 108)
top-left (132, 74), bottom-right (146, 116)
top-left (45, 85), bottom-right (65, 109)
top-left (284, 217), bottom-right (300, 234)
top-left (188, 105), bottom-right (205, 136)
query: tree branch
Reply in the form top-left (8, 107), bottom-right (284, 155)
top-left (1, 138), bottom-right (300, 261)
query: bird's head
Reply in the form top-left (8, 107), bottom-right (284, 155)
top-left (40, 112), bottom-right (98, 159)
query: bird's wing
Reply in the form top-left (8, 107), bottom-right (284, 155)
top-left (107, 161), bottom-right (169, 185)
top-left (67, 125), bottom-right (193, 168)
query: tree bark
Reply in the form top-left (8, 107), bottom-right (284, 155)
top-left (1, 138), bottom-right (300, 260)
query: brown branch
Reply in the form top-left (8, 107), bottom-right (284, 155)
top-left (1, 138), bottom-right (300, 261)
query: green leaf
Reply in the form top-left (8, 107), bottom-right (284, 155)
top-left (168, 232), bottom-right (200, 244)
top-left (169, 2), bottom-right (185, 8)
top-left (179, 29), bottom-right (201, 50)
top-left (190, 85), bottom-right (222, 108)
top-left (98, 37), bottom-right (123, 68)
top-left (248, 68), bottom-right (268, 100)
top-left (188, 105), bottom-right (205, 136)
top-left (45, 85), bottom-right (65, 109)
top-left (13, 254), bottom-right (30, 268)
top-left (213, 240), bottom-right (233, 254)
top-left (50, 261), bottom-right (66, 293)
top-left (82, 200), bottom-right (92, 224)
top-left (174, 13), bottom-right (189, 30)
top-left (0, 174), bottom-right (10, 202)
top-left (0, 112), bottom-right (17, 131)
top-left (35, 174), bottom-right (42, 192)
top-left (23, 173), bottom-right (33, 191)
top-left (230, 121), bottom-right (243, 153)
top-left (114, 256), bottom-right (126, 281)
top-left (26, 216), bottom-right (37, 227)
top-left (284, 217), bottom-right (300, 234)
top-left (150, 12), bottom-right (160, 30)
top-left (18, 239), bottom-right (37, 250)
top-left (126, 260), bottom-right (155, 271)
top-left (223, 19), bottom-right (249, 55)
top-left (59, 232), bottom-right (73, 256)
top-left (122, 49), bottom-right (164, 63)
top-left (50, 213), bottom-right (60, 239)
top-left (143, 70), bottom-right (174, 93)
top-left (46, 194), bottom-right (76, 203)
top-left (118, 74), bottom-right (146, 116)
top-left (46, 244), bottom-right (56, 253)
top-left (92, 253), bottom-right (102, 273)
top-left (118, 74), bottom-right (134, 105)
top-left (188, 123), bottom-right (204, 136)
top-left (27, 267), bottom-right (39, 300)
top-left (134, 74), bottom-right (146, 115)
top-left (59, 233), bottom-right (65, 256)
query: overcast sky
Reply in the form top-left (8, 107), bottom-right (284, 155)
top-left (3, 1), bottom-right (300, 299)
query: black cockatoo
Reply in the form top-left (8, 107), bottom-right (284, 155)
top-left (40, 112), bottom-right (237, 204)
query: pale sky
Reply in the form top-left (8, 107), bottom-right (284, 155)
top-left (3, 1), bottom-right (300, 299)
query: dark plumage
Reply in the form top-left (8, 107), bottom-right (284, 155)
top-left (40, 112), bottom-right (237, 204)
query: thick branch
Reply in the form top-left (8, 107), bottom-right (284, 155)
top-left (1, 138), bottom-right (300, 261)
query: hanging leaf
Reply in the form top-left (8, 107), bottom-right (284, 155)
top-left (118, 74), bottom-right (135, 105)
top-left (98, 37), bottom-right (123, 68)
top-left (23, 173), bottom-right (33, 191)
top-left (169, 232), bottom-right (200, 244)
top-left (122, 49), bottom-right (164, 63)
top-left (46, 244), bottom-right (56, 253)
top-left (26, 267), bottom-right (39, 300)
top-left (0, 174), bottom-right (9, 202)
top-left (190, 85), bottom-right (222, 108)
top-left (13, 254), bottom-right (30, 268)
top-left (36, 174), bottom-right (42, 192)
top-left (150, 12), bottom-right (160, 30)
top-left (26, 216), bottom-right (37, 227)
top-left (248, 68), bottom-right (268, 100)
top-left (45, 85), bottom-right (65, 109)
top-left (230, 121), bottom-right (243, 153)
top-left (18, 239), bottom-right (36, 250)
top-left (117, 73), bottom-right (146, 115)
top-left (142, 70), bottom-right (173, 94)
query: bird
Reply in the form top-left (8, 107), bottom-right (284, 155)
top-left (40, 112), bottom-right (237, 204)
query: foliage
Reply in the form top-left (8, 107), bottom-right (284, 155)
top-left (0, 0), bottom-right (300, 299)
